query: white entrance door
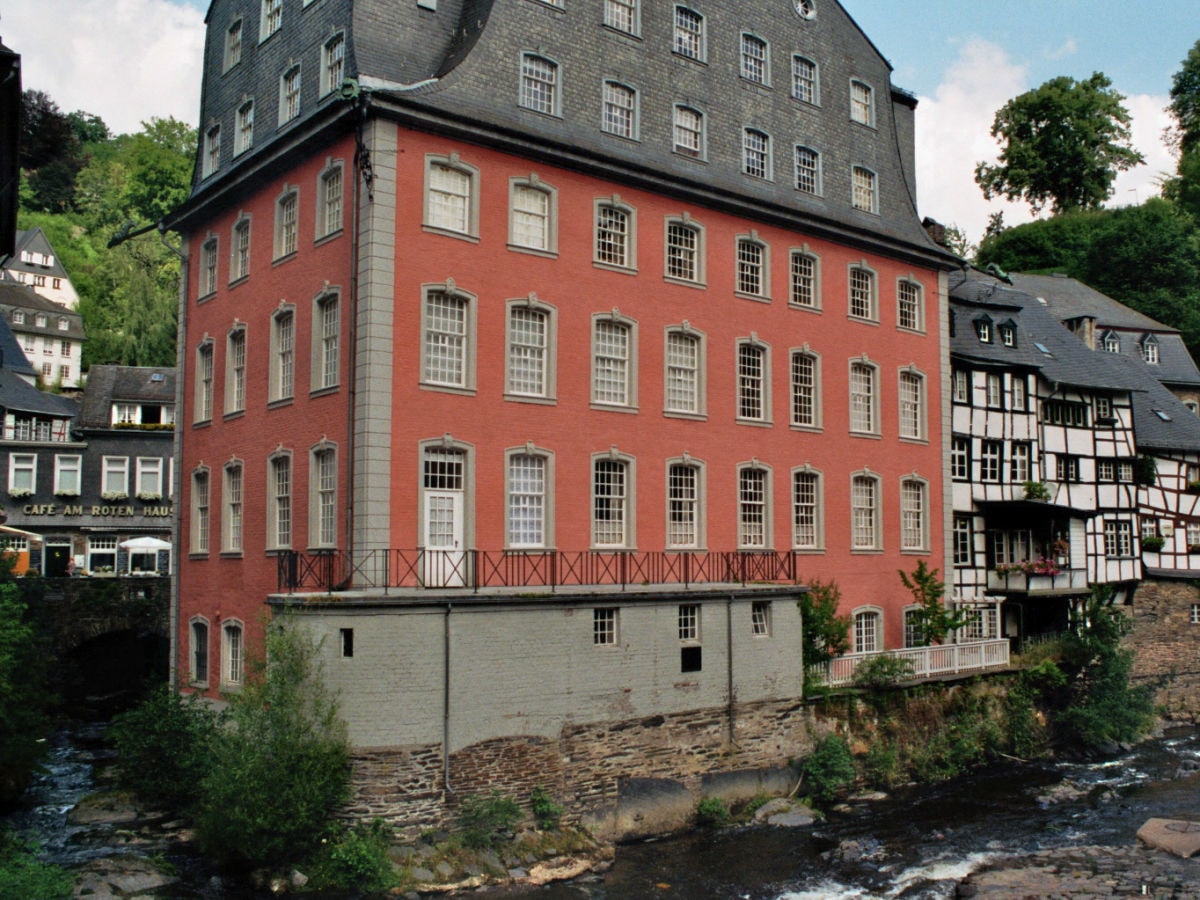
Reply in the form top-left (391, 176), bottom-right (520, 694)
top-left (423, 490), bottom-right (466, 587)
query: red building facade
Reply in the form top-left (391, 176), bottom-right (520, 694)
top-left (173, 0), bottom-right (955, 692)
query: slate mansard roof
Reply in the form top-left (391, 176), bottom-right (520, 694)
top-left (76, 365), bottom-right (176, 429)
top-left (184, 0), bottom-right (951, 265)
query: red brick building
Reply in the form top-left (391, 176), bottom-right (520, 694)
top-left (171, 0), bottom-right (956, 693)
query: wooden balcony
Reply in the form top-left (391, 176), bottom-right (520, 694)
top-left (987, 567), bottom-right (1089, 594)
top-left (812, 639), bottom-right (1012, 688)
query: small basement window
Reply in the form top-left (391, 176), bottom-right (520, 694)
top-left (340, 628), bottom-right (354, 657)
top-left (681, 645), bottom-right (702, 673)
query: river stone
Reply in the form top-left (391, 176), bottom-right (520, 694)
top-left (1136, 817), bottom-right (1200, 858)
top-left (766, 810), bottom-right (817, 827)
top-left (409, 866), bottom-right (434, 882)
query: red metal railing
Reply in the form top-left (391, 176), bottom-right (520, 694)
top-left (276, 548), bottom-right (802, 593)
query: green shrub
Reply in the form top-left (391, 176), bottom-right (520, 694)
top-left (861, 740), bottom-right (900, 789)
top-left (0, 587), bottom-right (53, 805)
top-left (802, 734), bottom-right (856, 805)
top-left (853, 654), bottom-right (915, 691)
top-left (109, 685), bottom-right (219, 813)
top-left (530, 786), bottom-right (563, 831)
top-left (0, 828), bottom-right (73, 900)
top-left (308, 819), bottom-right (396, 893)
top-left (456, 791), bottom-right (522, 849)
top-left (195, 619), bottom-right (351, 869)
top-left (695, 796), bottom-right (731, 828)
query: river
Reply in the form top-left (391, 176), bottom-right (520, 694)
top-left (8, 725), bottom-right (1200, 898)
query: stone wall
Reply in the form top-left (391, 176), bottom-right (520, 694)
top-left (1128, 577), bottom-right (1200, 720)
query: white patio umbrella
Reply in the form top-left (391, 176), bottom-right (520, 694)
top-left (119, 536), bottom-right (172, 551)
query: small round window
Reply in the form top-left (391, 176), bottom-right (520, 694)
top-left (795, 0), bottom-right (816, 19)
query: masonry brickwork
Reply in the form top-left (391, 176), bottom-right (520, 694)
top-left (1128, 577), bottom-right (1200, 720)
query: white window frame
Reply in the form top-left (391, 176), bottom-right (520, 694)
top-left (222, 619), bottom-right (244, 688)
top-left (505, 298), bottom-right (557, 401)
top-left (279, 63), bottom-right (301, 124)
top-left (506, 447), bottom-right (553, 549)
top-left (900, 477), bottom-right (929, 552)
top-left (224, 19), bottom-right (243, 71)
top-left (268, 451), bottom-right (292, 550)
top-left (200, 236), bottom-right (218, 296)
top-left (230, 215), bottom-right (250, 281)
top-left (195, 340), bottom-right (214, 423)
top-left (851, 473), bottom-right (881, 550)
top-left (664, 216), bottom-right (705, 285)
top-left (424, 155), bottom-right (479, 239)
top-left (854, 608), bottom-right (882, 653)
top-left (191, 467), bottom-right (210, 555)
top-left (226, 325), bottom-right (246, 415)
top-left (203, 124), bottom-right (221, 178)
top-left (742, 128), bottom-right (772, 179)
top-left (320, 33), bottom-right (345, 96)
top-left (592, 452), bottom-right (635, 548)
top-left (269, 305), bottom-right (296, 402)
top-left (737, 464), bottom-right (772, 549)
top-left (740, 33), bottom-right (770, 85)
top-left (8, 453), bottom-right (35, 493)
top-left (234, 98), bottom-right (255, 156)
top-left (274, 186), bottom-right (298, 259)
top-left (190, 616), bottom-right (210, 684)
top-left (102, 456), bottom-right (129, 496)
top-left (53, 454), bottom-right (81, 495)
top-left (852, 165), bottom-right (878, 213)
top-left (601, 81), bottom-right (638, 139)
top-left (519, 53), bottom-right (560, 116)
top-left (848, 263), bottom-right (877, 321)
top-left (850, 79), bottom-right (874, 126)
top-left (317, 160), bottom-right (344, 239)
top-left (508, 177), bottom-right (557, 254)
top-left (735, 235), bottom-right (770, 299)
top-left (790, 348), bottom-right (821, 429)
top-left (789, 248), bottom-right (821, 309)
top-left (312, 291), bottom-right (340, 392)
top-left (849, 358), bottom-right (879, 435)
top-left (664, 326), bottom-right (705, 417)
top-left (591, 313), bottom-right (637, 408)
top-left (794, 145), bottom-right (821, 195)
top-left (603, 0), bottom-right (639, 35)
top-left (953, 516), bottom-right (973, 566)
top-left (222, 461), bottom-right (244, 554)
top-left (136, 457), bottom-right (164, 498)
top-left (791, 55), bottom-right (819, 104)
top-left (898, 368), bottom-right (926, 441)
top-left (672, 105), bottom-right (705, 159)
top-left (736, 339), bottom-right (771, 423)
top-left (309, 441), bottom-right (338, 549)
top-left (594, 198), bottom-right (636, 271)
top-left (421, 286), bottom-right (477, 392)
top-left (673, 6), bottom-right (705, 61)
top-left (897, 278), bottom-right (924, 332)
top-left (792, 466), bottom-right (823, 550)
top-left (666, 458), bottom-right (704, 549)
top-left (594, 607), bottom-right (618, 645)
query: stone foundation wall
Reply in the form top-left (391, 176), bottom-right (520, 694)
top-left (1128, 578), bottom-right (1200, 720)
top-left (346, 696), bottom-right (818, 840)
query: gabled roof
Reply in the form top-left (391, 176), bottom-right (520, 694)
top-left (76, 365), bottom-right (176, 428)
top-left (0, 309), bottom-right (33, 377)
top-left (1, 228), bottom-right (72, 281)
top-left (0, 281), bottom-right (85, 339)
top-left (0, 366), bottom-right (78, 418)
top-left (1107, 352), bottom-right (1200, 453)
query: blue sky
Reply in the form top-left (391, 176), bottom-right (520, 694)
top-left (2, 0), bottom-right (1195, 241)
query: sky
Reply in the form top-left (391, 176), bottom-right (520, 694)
top-left (1, 0), bottom-right (1197, 244)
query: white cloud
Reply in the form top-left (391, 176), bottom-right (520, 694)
top-left (1, 0), bottom-right (205, 136)
top-left (1045, 37), bottom-right (1078, 61)
top-left (914, 39), bottom-right (1176, 246)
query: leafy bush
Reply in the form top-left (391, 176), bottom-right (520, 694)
top-left (195, 619), bottom-right (351, 869)
top-left (456, 791), bottom-right (522, 849)
top-left (802, 735), bottom-right (855, 805)
top-left (109, 685), bottom-right (218, 813)
top-left (861, 740), bottom-right (900, 789)
top-left (799, 580), bottom-right (851, 693)
top-left (0, 829), bottom-right (73, 900)
top-left (530, 786), bottom-right (563, 831)
top-left (853, 654), bottom-right (915, 691)
top-left (695, 797), bottom-right (731, 828)
top-left (308, 819), bottom-right (396, 893)
top-left (0, 584), bottom-right (54, 807)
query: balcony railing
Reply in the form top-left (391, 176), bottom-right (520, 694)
top-left (276, 548), bottom-right (804, 593)
top-left (812, 639), bottom-right (1011, 688)
top-left (987, 567), bottom-right (1088, 593)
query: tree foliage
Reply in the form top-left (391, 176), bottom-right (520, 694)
top-left (0, 585), bottom-right (53, 807)
top-left (975, 73), bottom-right (1144, 215)
top-left (799, 579), bottom-right (851, 681)
top-left (898, 561), bottom-right (970, 646)
top-left (1168, 39), bottom-right (1200, 155)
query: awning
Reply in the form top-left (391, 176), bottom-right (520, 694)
top-left (0, 524), bottom-right (45, 543)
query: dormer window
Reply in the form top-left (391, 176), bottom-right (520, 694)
top-left (57, 317), bottom-right (69, 331)
top-left (1141, 335), bottom-right (1160, 365)
top-left (999, 321), bottom-right (1016, 347)
top-left (35, 314), bottom-right (47, 328)
top-left (1102, 331), bottom-right (1120, 353)
top-left (974, 317), bottom-right (992, 344)
top-left (12, 311), bottom-right (24, 324)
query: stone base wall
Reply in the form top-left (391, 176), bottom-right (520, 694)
top-left (346, 697), bottom-right (818, 840)
top-left (1128, 578), bottom-right (1200, 721)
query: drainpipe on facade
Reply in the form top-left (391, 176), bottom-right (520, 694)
top-left (727, 595), bottom-right (736, 748)
top-left (444, 602), bottom-right (452, 794)
top-left (168, 230), bottom-right (188, 692)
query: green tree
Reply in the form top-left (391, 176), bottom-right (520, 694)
top-left (975, 73), bottom-right (1144, 215)
top-left (1167, 39), bottom-right (1200, 155)
top-left (799, 579), bottom-right (851, 690)
top-left (898, 561), bottom-right (970, 646)
top-left (0, 585), bottom-right (53, 807)
top-left (195, 618), bottom-right (351, 870)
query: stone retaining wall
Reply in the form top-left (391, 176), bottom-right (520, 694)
top-left (1128, 578), bottom-right (1200, 720)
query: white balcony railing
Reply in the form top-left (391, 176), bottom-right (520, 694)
top-left (813, 638), bottom-right (1011, 688)
top-left (986, 567), bottom-right (1089, 593)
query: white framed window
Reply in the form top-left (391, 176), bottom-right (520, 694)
top-left (665, 217), bottom-right (704, 284)
top-left (136, 457), bottom-right (163, 498)
top-left (848, 264), bottom-right (877, 320)
top-left (664, 327), bottom-right (703, 416)
top-left (736, 340), bottom-right (769, 422)
top-left (1000, 322), bottom-right (1016, 347)
top-left (191, 468), bottom-right (210, 555)
top-left (851, 473), bottom-right (881, 550)
top-left (594, 608), bottom-right (618, 645)
top-left (742, 128), bottom-right (771, 179)
top-left (224, 326), bottom-right (244, 415)
top-left (897, 279), bottom-right (923, 331)
top-left (678, 603), bottom-right (700, 641)
top-left (1142, 337), bottom-right (1160, 365)
top-left (792, 467), bottom-right (823, 549)
top-left (190, 617), bottom-right (209, 684)
top-left (321, 33), bottom-right (345, 96)
top-left (953, 516), bottom-right (973, 566)
top-left (852, 165), bottom-right (878, 213)
top-left (313, 292), bottom-right (339, 391)
top-left (790, 349), bottom-right (820, 428)
top-left (792, 55), bottom-right (818, 103)
top-left (666, 460), bottom-right (703, 549)
top-left (849, 359), bottom-right (878, 434)
top-left (509, 178), bottom-right (556, 253)
top-left (981, 440), bottom-right (1003, 482)
top-left (794, 145), bottom-right (821, 195)
top-left (898, 369), bottom-right (926, 441)
top-left (673, 7), bottom-right (704, 61)
top-left (8, 453), bottom-right (35, 493)
top-left (604, 0), bottom-right (639, 34)
top-left (595, 199), bottom-right (635, 270)
top-left (268, 452), bottom-right (292, 549)
top-left (1104, 519), bottom-right (1134, 558)
top-left (520, 54), bottom-right (559, 115)
top-left (507, 450), bottom-right (551, 548)
top-left (1188, 521), bottom-right (1200, 549)
top-left (422, 288), bottom-right (476, 391)
top-left (203, 124), bottom-right (221, 178)
top-left (235, 99), bottom-right (255, 156)
top-left (789, 249), bottom-right (820, 309)
top-left (854, 608), bottom-right (882, 653)
top-left (279, 64), bottom-right (301, 124)
top-left (752, 601), bottom-right (772, 636)
top-left (274, 187), bottom-right (298, 259)
top-left (1104, 332), bottom-right (1121, 353)
top-left (224, 19), bottom-right (243, 71)
top-left (737, 465), bottom-right (770, 549)
top-left (986, 372), bottom-right (1003, 408)
top-left (424, 156), bottom-right (479, 238)
top-left (1011, 442), bottom-right (1031, 482)
top-left (740, 34), bottom-right (769, 85)
top-left (317, 161), bottom-right (343, 238)
top-left (102, 456), bottom-right (129, 496)
top-left (195, 340), bottom-right (214, 422)
top-left (736, 236), bottom-right (769, 298)
top-left (200, 237), bottom-right (218, 296)
top-left (260, 0), bottom-right (282, 41)
top-left (270, 307), bottom-right (295, 402)
top-left (309, 442), bottom-right (338, 548)
top-left (593, 453), bottom-right (633, 548)
top-left (904, 608), bottom-right (924, 648)
top-left (231, 216), bottom-right (250, 281)
top-left (900, 477), bottom-right (928, 552)
top-left (673, 106), bottom-right (704, 159)
top-left (53, 454), bottom-right (81, 495)
top-left (1192, 604), bottom-right (1200, 625)
top-left (850, 79), bottom-right (874, 126)
top-left (222, 461), bottom-right (243, 553)
top-left (506, 299), bottom-right (555, 400)
top-left (222, 620), bottom-right (244, 688)
top-left (602, 81), bottom-right (638, 139)
top-left (591, 315), bottom-right (636, 407)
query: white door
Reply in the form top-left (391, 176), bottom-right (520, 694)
top-left (423, 490), bottom-right (466, 587)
